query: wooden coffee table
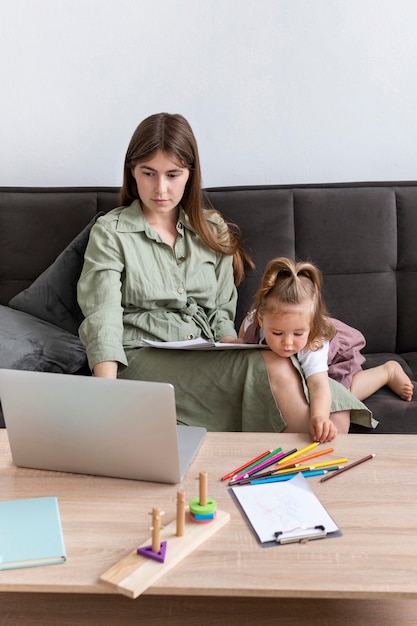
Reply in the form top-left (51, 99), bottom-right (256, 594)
top-left (1, 429), bottom-right (417, 625)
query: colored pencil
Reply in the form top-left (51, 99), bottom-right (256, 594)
top-left (232, 448), bottom-right (298, 480)
top-left (276, 442), bottom-right (319, 465)
top-left (229, 452), bottom-right (340, 485)
top-left (232, 449), bottom-right (288, 482)
top-left (320, 453), bottom-right (376, 482)
top-left (249, 466), bottom-right (341, 484)
top-left (272, 447), bottom-right (334, 471)
top-left (232, 447), bottom-right (283, 482)
top-left (275, 459), bottom-right (348, 475)
top-left (221, 450), bottom-right (272, 481)
top-left (250, 469), bottom-right (329, 485)
top-left (238, 447), bottom-right (298, 480)
top-left (228, 448), bottom-right (297, 485)
top-left (229, 458), bottom-right (300, 485)
top-left (269, 447), bottom-right (298, 465)
top-left (232, 465), bottom-right (339, 486)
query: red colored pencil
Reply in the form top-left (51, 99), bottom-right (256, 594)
top-left (221, 450), bottom-right (272, 481)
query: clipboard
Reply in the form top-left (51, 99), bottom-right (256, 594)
top-left (229, 472), bottom-right (342, 547)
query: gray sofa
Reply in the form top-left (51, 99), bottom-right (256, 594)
top-left (1, 182), bottom-right (416, 433)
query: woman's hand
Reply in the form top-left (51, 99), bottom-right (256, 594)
top-left (218, 336), bottom-right (244, 343)
top-left (93, 361), bottom-right (118, 379)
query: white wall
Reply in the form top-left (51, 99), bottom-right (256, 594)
top-left (1, 0), bottom-right (417, 187)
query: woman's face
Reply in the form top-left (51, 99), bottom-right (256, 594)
top-left (132, 150), bottom-right (190, 218)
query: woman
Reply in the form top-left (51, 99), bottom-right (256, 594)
top-left (77, 112), bottom-right (372, 441)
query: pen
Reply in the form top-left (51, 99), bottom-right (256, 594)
top-left (320, 454), bottom-right (376, 482)
top-left (276, 442), bottom-right (319, 465)
top-left (221, 450), bottom-right (272, 481)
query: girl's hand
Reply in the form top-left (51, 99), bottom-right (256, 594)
top-left (309, 415), bottom-right (337, 443)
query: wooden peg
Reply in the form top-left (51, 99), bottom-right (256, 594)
top-left (137, 507), bottom-right (167, 563)
top-left (198, 471), bottom-right (208, 506)
top-left (150, 507), bottom-right (165, 553)
top-left (176, 491), bottom-right (186, 537)
top-left (190, 472), bottom-right (217, 523)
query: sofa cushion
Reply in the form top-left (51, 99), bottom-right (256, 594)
top-left (8, 214), bottom-right (102, 336)
top-left (293, 187), bottom-right (398, 354)
top-left (0, 305), bottom-right (87, 374)
top-left (350, 384), bottom-right (417, 434)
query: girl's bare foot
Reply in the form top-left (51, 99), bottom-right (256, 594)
top-left (385, 361), bottom-right (414, 401)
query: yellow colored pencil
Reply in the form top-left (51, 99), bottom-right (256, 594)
top-left (274, 447), bottom-right (334, 470)
top-left (276, 458), bottom-right (349, 475)
top-left (276, 442), bottom-right (319, 465)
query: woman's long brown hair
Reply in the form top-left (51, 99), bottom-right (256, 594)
top-left (120, 112), bottom-right (253, 285)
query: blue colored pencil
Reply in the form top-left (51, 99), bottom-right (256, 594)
top-left (249, 469), bottom-right (328, 485)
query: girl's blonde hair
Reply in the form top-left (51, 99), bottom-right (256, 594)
top-left (120, 112), bottom-right (253, 285)
top-left (253, 257), bottom-right (336, 350)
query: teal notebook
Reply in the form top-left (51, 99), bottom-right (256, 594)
top-left (0, 496), bottom-right (66, 570)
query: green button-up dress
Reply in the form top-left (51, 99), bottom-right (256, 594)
top-left (77, 200), bottom-right (373, 432)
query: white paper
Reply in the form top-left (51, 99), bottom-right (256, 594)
top-left (231, 472), bottom-right (339, 544)
top-left (141, 338), bottom-right (267, 350)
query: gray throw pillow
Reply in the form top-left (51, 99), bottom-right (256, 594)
top-left (0, 305), bottom-right (88, 428)
top-left (8, 214), bottom-right (103, 336)
top-left (0, 305), bottom-right (87, 373)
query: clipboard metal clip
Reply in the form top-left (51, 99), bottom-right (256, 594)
top-left (274, 525), bottom-right (327, 544)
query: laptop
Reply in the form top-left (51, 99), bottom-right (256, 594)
top-left (0, 369), bottom-right (206, 484)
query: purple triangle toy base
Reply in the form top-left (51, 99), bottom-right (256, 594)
top-left (137, 540), bottom-right (167, 563)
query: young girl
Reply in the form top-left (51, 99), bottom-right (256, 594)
top-left (240, 257), bottom-right (413, 440)
top-left (77, 113), bottom-right (373, 441)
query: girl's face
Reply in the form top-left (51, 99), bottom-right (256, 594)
top-left (133, 150), bottom-right (190, 219)
top-left (258, 305), bottom-right (311, 357)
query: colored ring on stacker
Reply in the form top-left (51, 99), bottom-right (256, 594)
top-left (189, 497), bottom-right (217, 516)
